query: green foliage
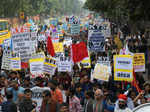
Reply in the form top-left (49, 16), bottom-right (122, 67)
top-left (84, 0), bottom-right (150, 23)
top-left (0, 0), bottom-right (83, 18)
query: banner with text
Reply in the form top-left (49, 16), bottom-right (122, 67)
top-left (88, 30), bottom-right (105, 52)
top-left (43, 57), bottom-right (57, 75)
top-left (114, 55), bottom-right (133, 82)
top-left (57, 57), bottom-right (72, 72)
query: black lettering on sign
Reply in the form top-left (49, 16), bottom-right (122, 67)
top-left (117, 72), bottom-right (131, 78)
top-left (45, 58), bottom-right (56, 64)
top-left (118, 61), bottom-right (130, 64)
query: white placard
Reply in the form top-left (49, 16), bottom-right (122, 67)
top-left (57, 57), bottom-right (72, 72)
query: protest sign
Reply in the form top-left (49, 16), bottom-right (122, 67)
top-left (3, 38), bottom-right (12, 50)
top-left (133, 53), bottom-right (145, 72)
top-left (30, 32), bottom-right (37, 52)
top-left (29, 58), bottom-right (44, 78)
top-left (57, 57), bottom-right (72, 72)
top-left (31, 52), bottom-right (45, 59)
top-left (80, 57), bottom-right (91, 68)
top-left (93, 63), bottom-right (110, 81)
top-left (38, 34), bottom-right (46, 42)
top-left (12, 32), bottom-right (36, 62)
top-left (88, 30), bottom-right (105, 52)
top-left (71, 24), bottom-right (80, 34)
top-left (53, 42), bottom-right (64, 53)
top-left (31, 86), bottom-right (50, 112)
top-left (101, 22), bottom-right (111, 37)
top-left (97, 56), bottom-right (110, 66)
top-left (43, 57), bottom-right (57, 75)
top-left (114, 55), bottom-right (133, 82)
top-left (10, 53), bottom-right (21, 71)
top-left (1, 50), bottom-right (11, 70)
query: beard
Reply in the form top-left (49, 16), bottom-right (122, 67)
top-left (119, 104), bottom-right (126, 109)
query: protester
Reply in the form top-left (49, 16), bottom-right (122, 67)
top-left (67, 88), bottom-right (82, 112)
top-left (48, 80), bottom-right (63, 104)
top-left (0, 14), bottom-right (149, 112)
top-left (6, 80), bottom-right (25, 104)
top-left (40, 90), bottom-right (59, 112)
top-left (93, 89), bottom-right (114, 112)
top-left (18, 89), bottom-right (36, 112)
top-left (0, 91), bottom-right (17, 112)
top-left (114, 94), bottom-right (132, 112)
top-left (143, 82), bottom-right (150, 102)
top-left (83, 90), bottom-right (94, 112)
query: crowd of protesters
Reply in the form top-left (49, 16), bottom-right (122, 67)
top-left (0, 15), bottom-right (150, 112)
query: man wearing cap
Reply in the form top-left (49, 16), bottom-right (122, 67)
top-left (114, 94), bottom-right (132, 112)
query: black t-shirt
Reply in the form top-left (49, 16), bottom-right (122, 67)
top-left (0, 100), bottom-right (17, 112)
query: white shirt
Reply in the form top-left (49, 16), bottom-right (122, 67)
top-left (115, 108), bottom-right (133, 112)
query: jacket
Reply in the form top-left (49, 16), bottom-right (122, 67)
top-left (18, 98), bottom-right (35, 112)
top-left (84, 98), bottom-right (94, 112)
top-left (40, 98), bottom-right (59, 112)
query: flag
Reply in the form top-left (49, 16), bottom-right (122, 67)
top-left (71, 42), bottom-right (88, 63)
top-left (47, 36), bottom-right (55, 57)
top-left (131, 69), bottom-right (142, 93)
top-left (21, 62), bottom-right (28, 69)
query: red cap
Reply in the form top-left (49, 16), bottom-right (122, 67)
top-left (118, 94), bottom-right (127, 101)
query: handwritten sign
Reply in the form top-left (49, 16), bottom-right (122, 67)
top-left (93, 63), bottom-right (110, 81)
top-left (133, 53), bottom-right (145, 72)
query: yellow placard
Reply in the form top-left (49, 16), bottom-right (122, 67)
top-left (133, 53), bottom-right (145, 72)
top-left (81, 57), bottom-right (91, 68)
top-left (44, 57), bottom-right (57, 67)
top-left (114, 55), bottom-right (133, 82)
top-left (133, 53), bottom-right (145, 65)
top-left (11, 57), bottom-right (21, 71)
top-left (53, 42), bottom-right (64, 53)
top-left (29, 58), bottom-right (44, 63)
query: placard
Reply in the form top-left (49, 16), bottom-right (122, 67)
top-left (101, 22), bottom-right (111, 37)
top-left (12, 32), bottom-right (36, 62)
top-left (43, 57), bottom-right (57, 75)
top-left (53, 42), bottom-right (64, 53)
top-left (88, 30), bottom-right (105, 52)
top-left (133, 53), bottom-right (145, 72)
top-left (10, 54), bottom-right (21, 71)
top-left (31, 86), bottom-right (50, 112)
top-left (1, 50), bottom-right (11, 70)
top-left (71, 24), bottom-right (80, 34)
top-left (57, 57), bottom-right (72, 72)
top-left (29, 58), bottom-right (44, 78)
top-left (114, 55), bottom-right (133, 82)
top-left (80, 57), bottom-right (91, 68)
top-left (97, 56), bottom-right (110, 66)
top-left (93, 63), bottom-right (110, 81)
